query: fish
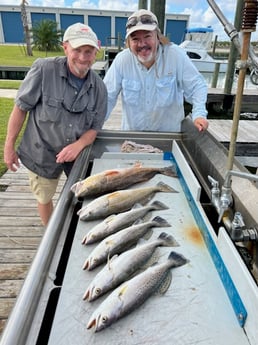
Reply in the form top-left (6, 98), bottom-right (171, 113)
top-left (83, 232), bottom-right (179, 302)
top-left (77, 182), bottom-right (178, 221)
top-left (70, 163), bottom-right (177, 198)
top-left (87, 251), bottom-right (189, 332)
top-left (81, 201), bottom-right (169, 245)
top-left (82, 216), bottom-right (171, 271)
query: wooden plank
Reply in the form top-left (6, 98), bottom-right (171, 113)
top-left (0, 249), bottom-right (36, 263)
top-left (0, 298), bottom-right (15, 319)
top-left (0, 279), bottom-right (23, 298)
top-left (208, 120), bottom-right (258, 143)
top-left (0, 237), bottom-right (42, 249)
top-left (0, 208), bottom-right (38, 217)
top-left (0, 217), bottom-right (42, 227)
top-left (0, 263), bottom-right (31, 280)
top-left (0, 227), bottom-right (44, 237)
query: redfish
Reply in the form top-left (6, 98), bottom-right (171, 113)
top-left (71, 164), bottom-right (177, 198)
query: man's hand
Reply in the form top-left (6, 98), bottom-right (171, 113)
top-left (194, 117), bottom-right (209, 132)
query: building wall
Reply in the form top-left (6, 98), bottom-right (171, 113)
top-left (0, 5), bottom-right (189, 46)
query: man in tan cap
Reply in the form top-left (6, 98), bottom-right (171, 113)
top-left (4, 23), bottom-right (107, 225)
top-left (104, 9), bottom-right (208, 132)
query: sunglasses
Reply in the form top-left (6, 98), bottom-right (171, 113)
top-left (126, 14), bottom-right (157, 29)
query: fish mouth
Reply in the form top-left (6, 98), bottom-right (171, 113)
top-left (82, 259), bottom-right (89, 270)
top-left (82, 289), bottom-right (90, 301)
top-left (86, 317), bottom-right (96, 330)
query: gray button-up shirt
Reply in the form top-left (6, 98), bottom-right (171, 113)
top-left (16, 57), bottom-right (107, 178)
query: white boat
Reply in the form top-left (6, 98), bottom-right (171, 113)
top-left (179, 27), bottom-right (228, 73)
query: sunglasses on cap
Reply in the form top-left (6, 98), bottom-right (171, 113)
top-left (126, 14), bottom-right (158, 29)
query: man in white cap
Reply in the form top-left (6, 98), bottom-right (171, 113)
top-left (104, 9), bottom-right (208, 132)
top-left (4, 23), bottom-right (107, 225)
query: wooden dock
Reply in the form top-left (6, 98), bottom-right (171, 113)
top-left (1, 90), bottom-right (258, 337)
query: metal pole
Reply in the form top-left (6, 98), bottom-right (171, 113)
top-left (224, 0), bottom-right (244, 95)
top-left (227, 0), bottom-right (258, 171)
top-left (138, 0), bottom-right (148, 9)
top-left (150, 0), bottom-right (166, 33)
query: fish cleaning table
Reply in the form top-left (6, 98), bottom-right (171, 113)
top-left (47, 143), bottom-right (252, 345)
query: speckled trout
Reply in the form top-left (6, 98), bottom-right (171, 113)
top-left (82, 216), bottom-right (171, 271)
top-left (81, 201), bottom-right (169, 245)
top-left (87, 251), bottom-right (189, 332)
top-left (77, 182), bottom-right (178, 221)
top-left (71, 164), bottom-right (177, 198)
top-left (83, 232), bottom-right (179, 302)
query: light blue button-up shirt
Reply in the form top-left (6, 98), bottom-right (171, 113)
top-left (104, 43), bottom-right (208, 132)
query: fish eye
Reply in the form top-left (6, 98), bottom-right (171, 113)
top-left (95, 288), bottom-right (102, 295)
top-left (102, 315), bottom-right (109, 324)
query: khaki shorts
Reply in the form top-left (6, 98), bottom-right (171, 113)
top-left (28, 169), bottom-right (59, 204)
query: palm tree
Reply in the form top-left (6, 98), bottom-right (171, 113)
top-left (31, 19), bottom-right (63, 55)
top-left (20, 0), bottom-right (33, 56)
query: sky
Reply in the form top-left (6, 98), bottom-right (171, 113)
top-left (1, 0), bottom-right (258, 41)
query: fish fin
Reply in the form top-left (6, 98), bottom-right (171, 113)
top-left (156, 271), bottom-right (172, 295)
top-left (118, 284), bottom-right (128, 299)
top-left (157, 181), bottom-right (179, 193)
top-left (142, 249), bottom-right (160, 269)
top-left (161, 165), bottom-right (178, 178)
top-left (105, 214), bottom-right (117, 224)
top-left (131, 202), bottom-right (144, 209)
top-left (133, 218), bottom-right (145, 225)
top-left (150, 200), bottom-right (169, 210)
top-left (107, 254), bottom-right (118, 270)
top-left (104, 170), bottom-right (121, 177)
top-left (142, 229), bottom-right (153, 240)
top-left (135, 238), bottom-right (148, 246)
top-left (151, 216), bottom-right (171, 228)
top-left (133, 161), bottom-right (142, 168)
top-left (168, 251), bottom-right (190, 267)
top-left (157, 232), bottom-right (179, 247)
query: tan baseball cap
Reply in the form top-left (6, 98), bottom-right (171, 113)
top-left (126, 9), bottom-right (158, 38)
top-left (63, 23), bottom-right (99, 50)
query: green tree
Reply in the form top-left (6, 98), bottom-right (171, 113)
top-left (31, 19), bottom-right (63, 55)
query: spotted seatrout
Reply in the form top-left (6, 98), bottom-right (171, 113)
top-left (77, 182), bottom-right (178, 221)
top-left (71, 163), bottom-right (177, 198)
top-left (82, 216), bottom-right (171, 271)
top-left (83, 232), bottom-right (179, 302)
top-left (81, 201), bottom-right (169, 245)
top-left (87, 251), bottom-right (189, 332)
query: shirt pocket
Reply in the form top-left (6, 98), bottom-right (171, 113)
top-left (156, 75), bottom-right (177, 107)
top-left (41, 96), bottom-right (63, 122)
top-left (122, 79), bottom-right (141, 106)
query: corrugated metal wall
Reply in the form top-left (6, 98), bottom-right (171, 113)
top-left (0, 6), bottom-right (189, 45)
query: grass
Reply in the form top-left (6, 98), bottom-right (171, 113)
top-left (0, 45), bottom-right (106, 177)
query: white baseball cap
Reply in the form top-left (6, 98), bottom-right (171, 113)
top-left (63, 23), bottom-right (99, 50)
top-left (126, 9), bottom-right (159, 38)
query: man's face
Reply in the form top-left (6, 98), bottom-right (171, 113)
top-left (63, 42), bottom-right (97, 78)
top-left (128, 30), bottom-right (158, 67)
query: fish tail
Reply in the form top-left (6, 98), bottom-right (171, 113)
top-left (168, 251), bottom-right (189, 268)
top-left (157, 232), bottom-right (179, 247)
top-left (150, 200), bottom-right (169, 210)
top-left (161, 165), bottom-right (177, 178)
top-left (157, 181), bottom-right (179, 193)
top-left (151, 216), bottom-right (171, 227)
